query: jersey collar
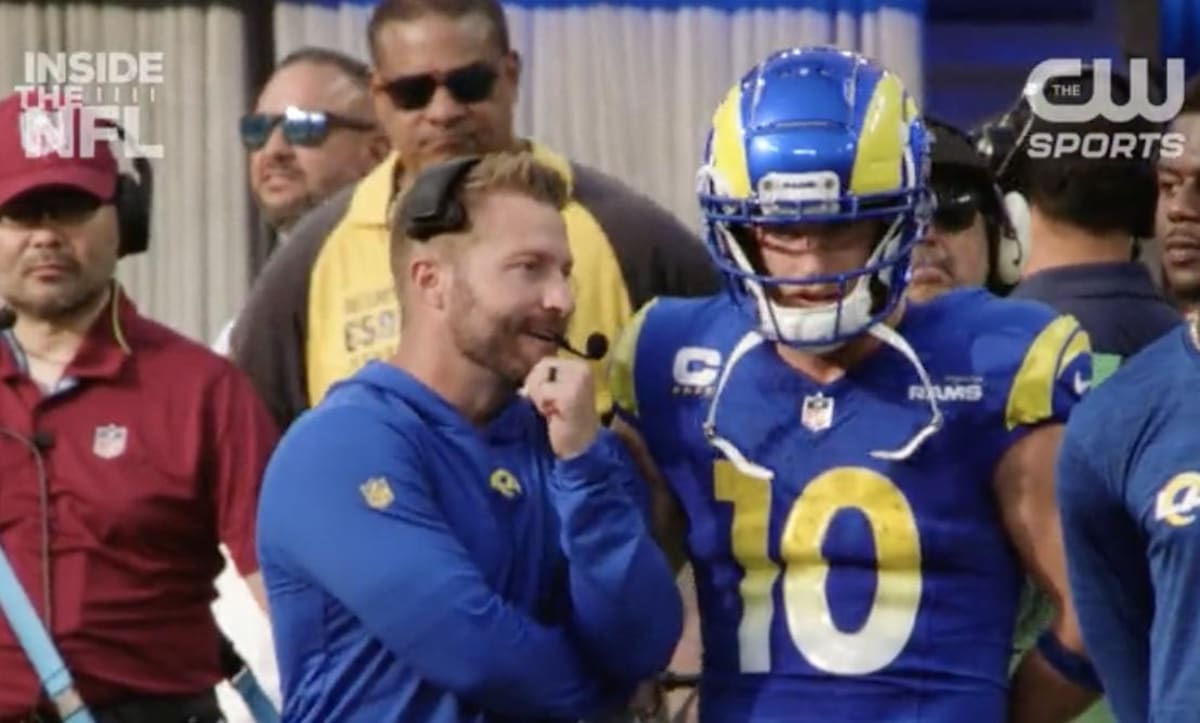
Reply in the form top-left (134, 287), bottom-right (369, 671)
top-left (0, 282), bottom-right (138, 385)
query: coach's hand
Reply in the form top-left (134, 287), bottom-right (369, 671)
top-left (525, 357), bottom-right (600, 460)
top-left (629, 679), bottom-right (666, 721)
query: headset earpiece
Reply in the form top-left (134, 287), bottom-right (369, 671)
top-left (115, 157), bottom-right (152, 256)
top-left (995, 191), bottom-right (1030, 286)
top-left (100, 122), bottom-right (153, 257)
top-left (972, 89), bottom-right (1038, 288)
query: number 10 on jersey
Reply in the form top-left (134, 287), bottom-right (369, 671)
top-left (713, 461), bottom-right (924, 676)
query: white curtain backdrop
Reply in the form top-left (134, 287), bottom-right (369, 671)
top-left (0, 0), bottom-right (926, 337)
top-left (275, 0), bottom-right (927, 231)
top-left (0, 2), bottom-right (257, 343)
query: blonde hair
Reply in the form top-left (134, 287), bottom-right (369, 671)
top-left (390, 150), bottom-right (569, 280)
top-left (457, 150), bottom-right (569, 214)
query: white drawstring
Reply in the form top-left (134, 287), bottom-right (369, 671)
top-left (866, 323), bottom-right (943, 461)
top-left (702, 330), bottom-right (773, 481)
top-left (702, 323), bottom-right (944, 471)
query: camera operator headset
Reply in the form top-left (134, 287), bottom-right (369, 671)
top-left (0, 121), bottom-right (274, 723)
top-left (923, 116), bottom-right (1023, 296)
top-left (972, 62), bottom-right (1160, 283)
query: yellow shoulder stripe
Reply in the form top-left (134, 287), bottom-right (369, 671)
top-left (1005, 315), bottom-right (1091, 430)
top-left (608, 298), bottom-right (660, 417)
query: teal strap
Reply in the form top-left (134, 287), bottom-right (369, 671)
top-left (0, 545), bottom-right (95, 723)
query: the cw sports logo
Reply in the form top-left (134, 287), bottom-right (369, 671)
top-left (1023, 57), bottom-right (1186, 160)
top-left (1154, 472), bottom-right (1200, 528)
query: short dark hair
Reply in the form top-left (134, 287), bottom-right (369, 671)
top-left (274, 46), bottom-right (371, 92)
top-left (367, 0), bottom-right (511, 64)
top-left (1009, 67), bottom-right (1158, 238)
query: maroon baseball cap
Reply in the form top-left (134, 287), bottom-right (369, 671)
top-left (0, 91), bottom-right (118, 208)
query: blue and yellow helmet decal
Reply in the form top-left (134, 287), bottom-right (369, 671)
top-left (698, 46), bottom-right (933, 348)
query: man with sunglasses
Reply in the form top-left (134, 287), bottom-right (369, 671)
top-left (241, 47), bottom-right (389, 238)
top-left (230, 0), bottom-right (718, 432)
top-left (215, 48), bottom-right (389, 358)
top-left (212, 48), bottom-right (391, 722)
top-left (908, 118), bottom-right (1015, 303)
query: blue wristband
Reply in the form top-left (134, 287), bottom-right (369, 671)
top-left (1035, 630), bottom-right (1104, 692)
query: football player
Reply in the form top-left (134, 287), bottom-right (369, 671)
top-left (610, 47), bottom-right (1101, 722)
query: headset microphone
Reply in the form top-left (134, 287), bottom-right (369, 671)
top-left (527, 330), bottom-right (609, 361)
top-left (557, 332), bottom-right (609, 361)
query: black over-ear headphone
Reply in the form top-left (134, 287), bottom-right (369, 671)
top-left (395, 156), bottom-right (483, 241)
top-left (927, 117), bottom-right (1017, 294)
top-left (973, 102), bottom-right (1034, 287)
top-left (101, 121), bottom-right (154, 257)
top-left (975, 63), bottom-right (1159, 264)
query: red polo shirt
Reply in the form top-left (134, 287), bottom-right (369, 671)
top-left (0, 288), bottom-right (279, 716)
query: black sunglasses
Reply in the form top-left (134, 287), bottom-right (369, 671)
top-left (380, 62), bottom-right (499, 111)
top-left (239, 106), bottom-right (375, 150)
top-left (932, 186), bottom-right (983, 232)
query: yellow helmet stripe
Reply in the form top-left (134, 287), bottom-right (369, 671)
top-left (710, 83), bottom-right (753, 198)
top-left (849, 72), bottom-right (909, 196)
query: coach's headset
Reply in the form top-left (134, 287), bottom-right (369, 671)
top-left (974, 62), bottom-right (1160, 284)
top-left (393, 155), bottom-right (482, 240)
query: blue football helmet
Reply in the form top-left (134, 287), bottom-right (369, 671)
top-left (698, 46), bottom-right (933, 351)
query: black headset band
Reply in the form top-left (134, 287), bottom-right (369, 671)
top-left (97, 119), bottom-right (152, 257)
top-left (396, 156), bottom-right (483, 242)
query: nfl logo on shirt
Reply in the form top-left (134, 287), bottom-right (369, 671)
top-left (801, 393), bottom-right (834, 432)
top-left (93, 424), bottom-right (128, 459)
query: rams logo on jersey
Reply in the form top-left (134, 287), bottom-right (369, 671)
top-left (1155, 472), bottom-right (1200, 528)
top-left (490, 468), bottom-right (523, 499)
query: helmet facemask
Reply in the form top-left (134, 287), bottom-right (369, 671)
top-left (699, 162), bottom-right (930, 354)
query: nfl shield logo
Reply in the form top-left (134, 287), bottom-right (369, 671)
top-left (93, 424), bottom-right (128, 459)
top-left (801, 393), bottom-right (834, 432)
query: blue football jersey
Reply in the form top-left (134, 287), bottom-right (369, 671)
top-left (610, 288), bottom-right (1091, 723)
top-left (1058, 323), bottom-right (1200, 723)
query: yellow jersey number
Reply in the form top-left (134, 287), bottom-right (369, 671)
top-left (714, 461), bottom-right (923, 675)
